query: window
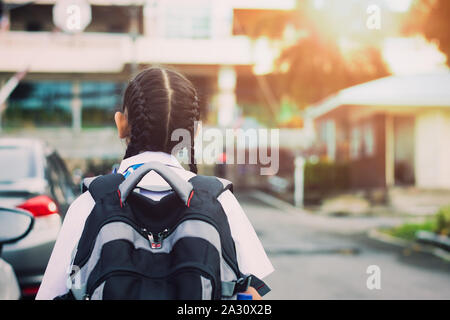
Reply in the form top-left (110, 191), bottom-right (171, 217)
top-left (51, 153), bottom-right (76, 203)
top-left (9, 4), bottom-right (54, 32)
top-left (363, 123), bottom-right (375, 156)
top-left (0, 146), bottom-right (36, 183)
top-left (164, 0), bottom-right (212, 39)
top-left (4, 81), bottom-right (124, 128)
top-left (46, 155), bottom-right (66, 205)
top-left (325, 120), bottom-right (336, 161)
top-left (6, 81), bottom-right (72, 128)
top-left (350, 122), bottom-right (376, 160)
top-left (81, 81), bottom-right (124, 127)
top-left (350, 127), bottom-right (361, 160)
top-left (10, 4), bottom-right (139, 34)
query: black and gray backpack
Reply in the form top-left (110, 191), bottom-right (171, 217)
top-left (61, 162), bottom-right (270, 300)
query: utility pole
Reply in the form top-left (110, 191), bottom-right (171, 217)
top-left (71, 80), bottom-right (82, 133)
top-left (294, 156), bottom-right (306, 207)
top-left (129, 4), bottom-right (139, 77)
top-left (0, 69), bottom-right (28, 132)
top-left (0, 0), bottom-right (10, 32)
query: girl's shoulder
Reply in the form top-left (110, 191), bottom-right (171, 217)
top-left (62, 190), bottom-right (96, 228)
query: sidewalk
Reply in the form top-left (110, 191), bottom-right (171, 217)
top-left (248, 190), bottom-right (450, 263)
top-left (239, 190), bottom-right (450, 299)
top-left (249, 190), bottom-right (406, 235)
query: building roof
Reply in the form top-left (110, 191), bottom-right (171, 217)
top-left (4, 0), bottom-right (147, 5)
top-left (307, 72), bottom-right (450, 119)
top-left (4, 0), bottom-right (296, 9)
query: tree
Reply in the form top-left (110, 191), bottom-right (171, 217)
top-left (234, 1), bottom-right (390, 110)
top-left (403, 0), bottom-right (450, 66)
top-left (278, 36), bottom-right (388, 108)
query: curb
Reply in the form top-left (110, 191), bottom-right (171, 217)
top-left (367, 228), bottom-right (450, 262)
top-left (249, 190), bottom-right (300, 214)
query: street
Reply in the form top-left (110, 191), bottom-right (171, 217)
top-left (238, 192), bottom-right (450, 300)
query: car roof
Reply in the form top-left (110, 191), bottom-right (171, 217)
top-left (0, 138), bottom-right (50, 179)
top-left (0, 137), bottom-right (52, 151)
top-left (0, 137), bottom-right (57, 159)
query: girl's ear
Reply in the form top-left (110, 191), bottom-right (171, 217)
top-left (114, 111), bottom-right (130, 139)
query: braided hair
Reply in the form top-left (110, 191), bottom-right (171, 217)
top-left (122, 66), bottom-right (200, 174)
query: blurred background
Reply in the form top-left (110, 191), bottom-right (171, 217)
top-left (0, 0), bottom-right (449, 299)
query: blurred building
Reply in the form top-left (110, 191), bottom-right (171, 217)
top-left (308, 72), bottom-right (450, 191)
top-left (0, 0), bottom-right (296, 159)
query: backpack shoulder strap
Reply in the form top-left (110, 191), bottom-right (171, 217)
top-left (217, 177), bottom-right (233, 194)
top-left (82, 173), bottom-right (125, 202)
top-left (221, 274), bottom-right (271, 298)
top-left (81, 176), bottom-right (98, 193)
top-left (189, 175), bottom-right (233, 198)
top-left (189, 176), bottom-right (271, 298)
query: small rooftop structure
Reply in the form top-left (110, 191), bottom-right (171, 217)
top-left (307, 72), bottom-right (450, 119)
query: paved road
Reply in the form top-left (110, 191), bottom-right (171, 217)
top-left (237, 192), bottom-right (450, 300)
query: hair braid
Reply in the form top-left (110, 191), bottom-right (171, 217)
top-left (124, 81), bottom-right (149, 158)
top-left (122, 66), bottom-right (201, 175)
top-left (188, 95), bottom-right (200, 174)
top-left (123, 68), bottom-right (171, 158)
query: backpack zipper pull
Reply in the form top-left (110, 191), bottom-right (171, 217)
top-left (143, 228), bottom-right (169, 249)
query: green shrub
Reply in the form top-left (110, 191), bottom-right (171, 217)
top-left (381, 206), bottom-right (450, 241)
top-left (304, 161), bottom-right (350, 204)
top-left (389, 220), bottom-right (436, 241)
top-left (434, 206), bottom-right (450, 236)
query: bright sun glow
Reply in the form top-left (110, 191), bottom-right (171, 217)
top-left (385, 0), bottom-right (413, 13)
top-left (382, 36), bottom-right (449, 75)
top-left (306, 0), bottom-right (444, 75)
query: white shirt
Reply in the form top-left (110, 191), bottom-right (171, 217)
top-left (36, 151), bottom-right (274, 300)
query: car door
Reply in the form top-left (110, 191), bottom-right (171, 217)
top-left (45, 153), bottom-right (75, 218)
top-left (53, 152), bottom-right (77, 202)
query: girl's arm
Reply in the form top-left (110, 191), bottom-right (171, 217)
top-left (217, 190), bottom-right (274, 297)
top-left (35, 192), bottom-right (95, 300)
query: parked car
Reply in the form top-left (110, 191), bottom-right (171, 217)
top-left (0, 138), bottom-right (77, 298)
top-left (0, 207), bottom-right (34, 300)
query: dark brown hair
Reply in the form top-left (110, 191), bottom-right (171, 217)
top-left (122, 66), bottom-right (200, 173)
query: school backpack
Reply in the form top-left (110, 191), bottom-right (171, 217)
top-left (62, 162), bottom-right (270, 300)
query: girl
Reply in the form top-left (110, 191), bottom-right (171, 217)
top-left (36, 66), bottom-right (274, 300)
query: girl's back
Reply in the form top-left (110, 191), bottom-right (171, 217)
top-left (36, 67), bottom-right (273, 300)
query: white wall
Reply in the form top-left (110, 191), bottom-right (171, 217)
top-left (415, 109), bottom-right (450, 189)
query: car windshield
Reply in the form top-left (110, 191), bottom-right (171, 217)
top-left (0, 146), bottom-right (37, 183)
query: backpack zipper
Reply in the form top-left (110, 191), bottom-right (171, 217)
top-left (85, 263), bottom-right (217, 300)
top-left (141, 227), bottom-right (169, 249)
top-left (77, 214), bottom-right (240, 279)
top-left (141, 215), bottom-right (240, 278)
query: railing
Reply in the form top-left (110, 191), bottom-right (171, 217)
top-left (0, 31), bottom-right (257, 73)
